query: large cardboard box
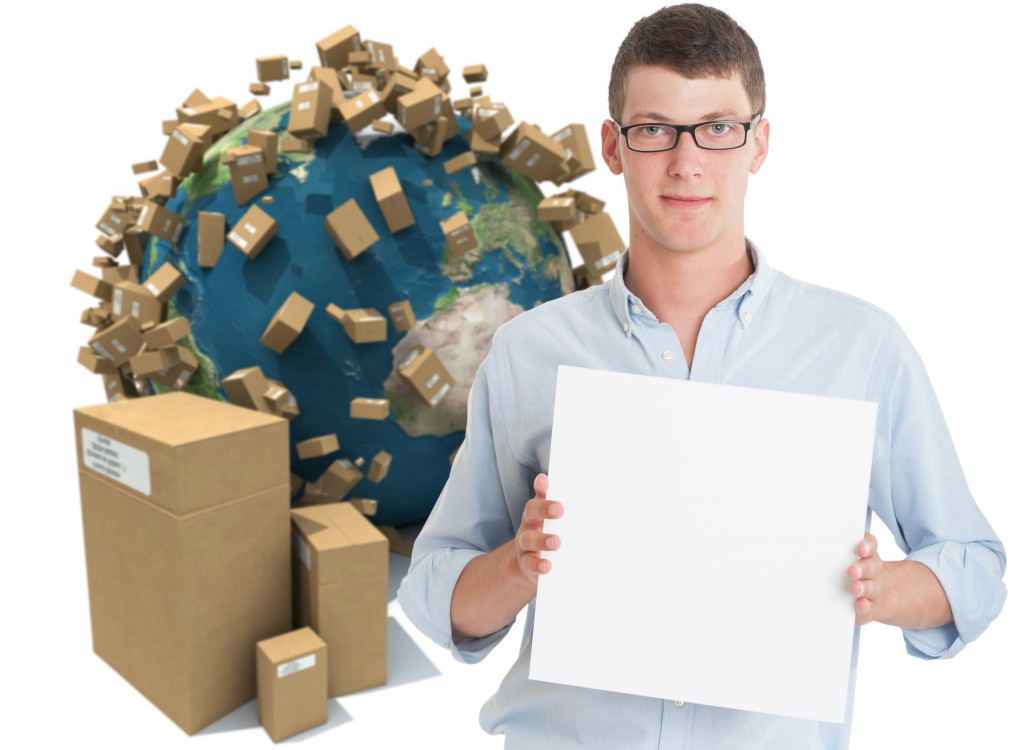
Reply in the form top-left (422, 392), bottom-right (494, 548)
top-left (288, 81), bottom-right (332, 140)
top-left (324, 199), bottom-right (378, 261)
top-left (197, 211), bottom-right (226, 267)
top-left (74, 392), bottom-right (292, 735)
top-left (228, 204), bottom-right (278, 259)
top-left (316, 25), bottom-right (361, 70)
top-left (397, 346), bottom-right (455, 408)
top-left (291, 502), bottom-right (388, 697)
top-left (256, 55), bottom-right (290, 82)
top-left (261, 292), bottom-right (315, 354)
top-left (440, 212), bottom-right (478, 256)
top-left (369, 166), bottom-right (414, 233)
top-left (225, 145), bottom-right (269, 205)
top-left (256, 627), bottom-right (328, 743)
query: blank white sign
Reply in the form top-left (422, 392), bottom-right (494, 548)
top-left (531, 365), bottom-right (878, 723)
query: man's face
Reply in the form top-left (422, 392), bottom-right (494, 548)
top-left (601, 66), bottom-right (769, 259)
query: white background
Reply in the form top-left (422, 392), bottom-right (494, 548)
top-left (2, 0), bottom-right (1021, 748)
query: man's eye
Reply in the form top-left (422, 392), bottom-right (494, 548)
top-left (706, 122), bottom-right (733, 136)
top-left (639, 125), bottom-right (665, 137)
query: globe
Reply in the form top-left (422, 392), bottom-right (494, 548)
top-left (143, 101), bottom-right (575, 527)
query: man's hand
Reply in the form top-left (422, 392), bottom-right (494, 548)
top-left (847, 531), bottom-right (891, 626)
top-left (515, 473), bottom-right (563, 583)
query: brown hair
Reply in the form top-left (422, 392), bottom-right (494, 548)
top-left (609, 4), bottom-right (766, 122)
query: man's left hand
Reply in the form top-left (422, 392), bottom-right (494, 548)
top-left (847, 531), bottom-right (891, 626)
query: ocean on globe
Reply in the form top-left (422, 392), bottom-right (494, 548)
top-left (143, 101), bottom-right (575, 527)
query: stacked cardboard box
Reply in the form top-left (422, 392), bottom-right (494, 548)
top-left (257, 628), bottom-right (328, 743)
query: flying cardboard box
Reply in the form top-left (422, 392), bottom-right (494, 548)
top-left (340, 307), bottom-right (387, 343)
top-left (443, 151), bottom-right (477, 175)
top-left (144, 262), bottom-right (186, 304)
top-left (387, 299), bottom-right (415, 332)
top-left (264, 379), bottom-right (299, 420)
top-left (222, 366), bottom-right (273, 413)
top-left (112, 281), bottom-right (163, 329)
top-left (310, 458), bottom-right (363, 500)
top-left (500, 122), bottom-right (566, 182)
top-left (78, 346), bottom-right (116, 375)
top-left (159, 126), bottom-right (207, 179)
top-left (412, 116), bottom-right (448, 158)
top-left (74, 392), bottom-right (291, 735)
top-left (570, 211), bottom-right (625, 278)
top-left (128, 347), bottom-right (179, 376)
top-left (225, 145), bottom-right (269, 205)
top-left (256, 55), bottom-right (290, 82)
top-left (71, 270), bottom-right (114, 302)
top-left (537, 196), bottom-right (576, 222)
top-left (256, 627), bottom-right (328, 743)
top-left (296, 434), bottom-right (340, 460)
top-left (146, 345), bottom-right (198, 392)
top-left (240, 99), bottom-right (262, 119)
top-left (367, 450), bottom-right (392, 483)
top-left (136, 201), bottom-right (184, 244)
top-left (197, 211), bottom-right (226, 267)
top-left (348, 49), bottom-right (372, 67)
top-left (465, 126), bottom-right (501, 155)
top-left (363, 40), bottom-right (396, 73)
top-left (250, 82), bottom-right (270, 95)
top-left (316, 25), bottom-right (361, 70)
top-left (472, 103), bottom-right (513, 142)
top-left (397, 78), bottom-right (443, 131)
top-left (381, 71), bottom-right (417, 114)
top-left (182, 88), bottom-right (210, 108)
top-left (350, 397), bottom-right (389, 420)
top-left (144, 316), bottom-right (191, 349)
top-left (415, 47), bottom-right (449, 84)
top-left (291, 502), bottom-right (387, 697)
top-left (324, 199), bottom-right (378, 261)
top-left (279, 137), bottom-right (311, 154)
top-left (176, 97), bottom-right (238, 139)
top-left (95, 233), bottom-right (124, 258)
top-left (550, 123), bottom-right (596, 183)
top-left (462, 64), bottom-right (488, 83)
top-left (440, 212), bottom-right (478, 256)
top-left (246, 130), bottom-right (278, 175)
top-left (348, 498), bottom-right (378, 516)
top-left (95, 200), bottom-right (134, 239)
top-left (288, 81), bottom-right (332, 139)
top-left (339, 89), bottom-right (384, 133)
top-left (131, 160), bottom-right (158, 175)
top-left (261, 292), bottom-right (315, 354)
top-left (369, 166), bottom-right (414, 233)
top-left (89, 316), bottom-right (146, 367)
top-left (82, 307), bottom-right (113, 328)
top-left (139, 171), bottom-right (180, 201)
top-left (228, 205), bottom-right (278, 260)
top-left (397, 346), bottom-right (455, 408)
top-left (123, 228), bottom-right (147, 266)
top-left (371, 119), bottom-right (393, 134)
top-left (307, 67), bottom-right (347, 123)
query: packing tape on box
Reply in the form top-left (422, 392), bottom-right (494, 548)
top-left (113, 289), bottom-right (123, 316)
top-left (299, 102), bottom-right (311, 110)
top-left (237, 154), bottom-right (262, 167)
top-left (594, 251), bottom-right (621, 270)
top-left (398, 348), bottom-right (420, 371)
top-left (146, 282), bottom-right (159, 295)
top-left (509, 138), bottom-right (531, 161)
top-left (111, 338), bottom-right (126, 354)
top-left (278, 653), bottom-right (316, 678)
top-left (99, 222), bottom-right (117, 237)
top-left (173, 130), bottom-right (189, 145)
top-left (131, 301), bottom-right (140, 318)
top-left (229, 231), bottom-right (248, 249)
top-left (93, 342), bottom-right (113, 360)
top-left (526, 153), bottom-right (542, 169)
top-left (243, 174), bottom-right (259, 184)
top-left (244, 222), bottom-right (257, 234)
top-left (299, 82), bottom-right (318, 94)
top-left (281, 60), bottom-right (288, 75)
top-left (430, 382), bottom-right (451, 406)
top-left (426, 374), bottom-right (439, 389)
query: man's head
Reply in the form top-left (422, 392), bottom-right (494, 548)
top-left (608, 4), bottom-right (765, 123)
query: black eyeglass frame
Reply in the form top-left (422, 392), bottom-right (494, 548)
top-left (614, 114), bottom-right (763, 152)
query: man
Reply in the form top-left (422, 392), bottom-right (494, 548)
top-left (398, 4), bottom-right (1006, 748)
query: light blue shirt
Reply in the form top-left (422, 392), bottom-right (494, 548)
top-left (397, 244), bottom-right (1006, 749)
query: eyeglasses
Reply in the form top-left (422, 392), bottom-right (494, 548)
top-left (615, 114), bottom-right (762, 152)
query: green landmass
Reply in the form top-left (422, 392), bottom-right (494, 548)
top-left (434, 284), bottom-right (459, 314)
top-left (451, 181), bottom-right (474, 217)
top-left (441, 191), bottom-right (453, 208)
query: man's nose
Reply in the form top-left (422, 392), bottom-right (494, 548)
top-left (667, 129), bottom-right (704, 176)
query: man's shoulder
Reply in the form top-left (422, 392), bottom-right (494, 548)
top-left (495, 283), bottom-right (612, 344)
top-left (770, 269), bottom-right (899, 333)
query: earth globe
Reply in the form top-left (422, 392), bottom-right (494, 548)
top-left (144, 101), bottom-right (576, 527)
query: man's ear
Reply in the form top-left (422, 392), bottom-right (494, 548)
top-left (601, 120), bottom-right (623, 176)
top-left (749, 118), bottom-right (769, 175)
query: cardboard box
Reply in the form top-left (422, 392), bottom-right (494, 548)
top-left (123, 228), bottom-right (147, 266)
top-left (245, 130), bottom-right (278, 177)
top-left (469, 85), bottom-right (484, 98)
top-left (240, 99), bottom-right (262, 120)
top-left (225, 144), bottom-right (269, 205)
top-left (144, 316), bottom-right (191, 349)
top-left (71, 270), bottom-right (113, 302)
top-left (256, 55), bottom-right (290, 82)
top-left (290, 60), bottom-right (302, 69)
top-left (371, 119), bottom-right (393, 134)
top-left (443, 151), bottom-right (477, 175)
top-left (440, 212), bottom-right (478, 257)
top-left (143, 262), bottom-right (186, 304)
top-left (222, 366), bottom-right (273, 413)
top-left (369, 166), bottom-right (414, 233)
top-left (340, 307), bottom-right (387, 343)
top-left (128, 347), bottom-right (179, 376)
top-left (307, 67), bottom-right (347, 123)
top-left (279, 137), bottom-right (311, 154)
top-left (182, 88), bottom-right (210, 108)
top-left (89, 315), bottom-right (146, 367)
top-left (537, 195), bottom-right (576, 222)
top-left (250, 82), bottom-right (270, 95)
top-left (311, 458), bottom-right (363, 500)
top-left (296, 434), bottom-right (340, 460)
top-left (132, 160), bottom-right (158, 175)
top-left (256, 628), bottom-right (328, 743)
top-left (95, 200), bottom-right (134, 240)
top-left (159, 126), bottom-right (207, 179)
top-left (348, 498), bottom-right (378, 516)
top-left (316, 25), bottom-right (361, 70)
top-left (111, 281), bottom-right (163, 329)
top-left (145, 345), bottom-right (198, 391)
top-left (387, 299), bottom-right (415, 332)
top-left (95, 233), bottom-right (124, 258)
top-left (81, 307), bottom-right (113, 329)
top-left (367, 450), bottom-right (392, 483)
top-left (350, 397), bottom-right (389, 420)
top-left (363, 40), bottom-right (396, 73)
top-left (472, 103), bottom-right (513, 142)
top-left (465, 126), bottom-right (501, 155)
top-left (340, 89), bottom-right (385, 134)
top-left (462, 64), bottom-right (488, 83)
top-left (78, 346), bottom-right (116, 375)
top-left (570, 211), bottom-right (625, 278)
top-left (291, 502), bottom-right (387, 697)
top-left (378, 525), bottom-right (414, 556)
top-left (139, 170), bottom-right (180, 201)
top-left (176, 97), bottom-right (239, 139)
top-left (380, 72), bottom-right (417, 114)
top-left (197, 211), bottom-right (226, 267)
top-left (136, 200), bottom-right (184, 244)
top-left (550, 123), bottom-right (596, 183)
top-left (397, 78), bottom-right (443, 132)
top-left (499, 122), bottom-right (567, 182)
top-left (93, 255), bottom-right (118, 268)
top-left (415, 47), bottom-right (449, 84)
top-left (228, 205), bottom-right (278, 260)
top-left (288, 81), bottom-right (332, 139)
top-left (324, 199), bottom-right (378, 261)
top-left (412, 116), bottom-right (447, 158)
top-left (74, 393), bottom-right (291, 735)
top-left (397, 346), bottom-right (455, 408)
top-left (261, 292), bottom-right (315, 354)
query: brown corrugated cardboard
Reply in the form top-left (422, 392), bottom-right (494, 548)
top-left (537, 195), bottom-right (576, 222)
top-left (132, 160), bottom-right (158, 175)
top-left (397, 346), bottom-right (455, 408)
top-left (136, 200), bottom-right (184, 244)
top-left (138, 170), bottom-right (180, 201)
top-left (363, 40), bottom-right (396, 73)
top-left (225, 144), bottom-right (269, 205)
top-left (247, 130), bottom-right (279, 175)
top-left (81, 307), bottom-right (113, 329)
top-left (261, 292), bottom-right (315, 354)
top-left (74, 393), bottom-right (291, 735)
top-left (240, 99), bottom-right (262, 120)
top-left (311, 458), bottom-right (363, 500)
top-left (307, 67), bottom-right (347, 123)
top-left (250, 82), bottom-right (270, 95)
top-left (570, 211), bottom-right (625, 278)
top-left (296, 434), bottom-right (340, 460)
top-left (96, 201), bottom-right (134, 240)
top-left (291, 502), bottom-right (387, 697)
top-left (469, 85), bottom-right (484, 97)
top-left (472, 103), bottom-right (513, 141)
top-left (100, 263), bottom-right (139, 285)
top-left (143, 262), bottom-right (185, 304)
top-left (499, 122), bottom-right (566, 182)
top-left (111, 281), bottom-right (163, 329)
top-left (415, 48), bottom-right (449, 84)
top-left (397, 78), bottom-right (443, 131)
top-left (262, 196), bottom-right (274, 204)
top-left (78, 346), bottom-right (116, 375)
top-left (128, 347), bottom-right (179, 376)
top-left (550, 123), bottom-right (596, 183)
top-left (462, 64), bottom-right (488, 83)
top-left (197, 211), bottom-right (226, 268)
top-left (324, 199), bottom-right (378, 261)
top-left (348, 498), bottom-right (378, 516)
top-left (123, 228), bottom-right (146, 266)
top-left (325, 302), bottom-right (347, 326)
top-left (182, 88), bottom-right (210, 108)
top-left (256, 55), bottom-right (290, 82)
top-left (381, 72), bottom-right (417, 114)
top-left (89, 315), bottom-right (146, 367)
top-left (71, 270), bottom-right (114, 302)
top-left (228, 205), bottom-right (278, 259)
top-left (145, 345), bottom-right (198, 391)
top-left (412, 116), bottom-right (448, 158)
top-left (443, 151), bottom-right (477, 175)
top-left (295, 487), bottom-right (335, 507)
top-left (162, 119), bottom-right (178, 135)
top-left (290, 60), bottom-right (302, 69)
top-left (279, 137), bottom-right (312, 154)
top-left (367, 450), bottom-right (392, 483)
top-left (290, 473), bottom-right (304, 498)
top-left (222, 366), bottom-right (273, 412)
top-left (144, 316), bottom-right (191, 350)
top-left (387, 299), bottom-right (415, 332)
top-left (350, 397), bottom-right (390, 420)
top-left (95, 233), bottom-right (124, 258)
top-left (465, 126), bottom-right (501, 155)
top-left (256, 627), bottom-right (327, 743)
top-left (93, 255), bottom-right (118, 268)
top-left (440, 212), bottom-right (478, 257)
top-left (316, 25), bottom-right (361, 70)
top-left (371, 118), bottom-right (393, 133)
top-left (340, 308), bottom-right (387, 343)
top-left (288, 81), bottom-right (332, 139)
top-left (369, 166), bottom-right (414, 233)
top-left (159, 126), bottom-right (206, 179)
top-left (348, 49), bottom-right (372, 67)
top-left (339, 89), bottom-right (385, 134)
top-left (176, 97), bottom-right (239, 139)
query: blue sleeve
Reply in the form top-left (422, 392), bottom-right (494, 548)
top-left (397, 327), bottom-right (535, 664)
top-left (868, 322), bottom-right (1006, 659)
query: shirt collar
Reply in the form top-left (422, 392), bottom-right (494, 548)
top-left (608, 239), bottom-right (775, 335)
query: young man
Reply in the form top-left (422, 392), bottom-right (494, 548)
top-left (398, 5), bottom-right (1006, 748)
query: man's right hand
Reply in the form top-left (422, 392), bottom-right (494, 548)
top-left (515, 473), bottom-right (563, 583)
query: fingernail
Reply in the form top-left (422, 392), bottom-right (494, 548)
top-left (855, 566), bottom-right (863, 579)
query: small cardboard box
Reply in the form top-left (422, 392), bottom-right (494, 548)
top-left (381, 72), bottom-right (417, 114)
top-left (261, 292), bottom-right (315, 354)
top-left (411, 116), bottom-right (447, 158)
top-left (111, 281), bottom-right (163, 329)
top-left (128, 347), bottom-right (179, 376)
top-left (144, 316), bottom-right (191, 349)
top-left (537, 196), bottom-right (576, 222)
top-left (225, 144), bottom-right (269, 205)
top-left (465, 126), bottom-right (501, 155)
top-left (324, 199), bottom-right (378, 261)
top-left (364, 40), bottom-right (396, 73)
top-left (288, 81), bottom-right (332, 139)
top-left (397, 78), bottom-right (443, 132)
top-left (228, 205), bottom-right (278, 259)
top-left (139, 170), bottom-right (180, 201)
top-left (499, 122), bottom-right (566, 182)
top-left (132, 160), bottom-right (158, 175)
top-left (78, 346), bottom-right (116, 375)
top-left (197, 211), bottom-right (226, 267)
top-left (250, 82), bottom-right (270, 95)
top-left (71, 270), bottom-right (114, 302)
top-left (296, 434), bottom-right (340, 460)
top-left (340, 307), bottom-right (387, 343)
top-left (246, 130), bottom-right (279, 174)
top-left (136, 201), bottom-right (184, 244)
top-left (74, 392), bottom-right (291, 735)
top-left (350, 397), bottom-right (389, 420)
top-left (256, 55), bottom-right (290, 82)
top-left (159, 126), bottom-right (206, 179)
top-left (311, 458), bottom-right (363, 500)
top-left (397, 346), bottom-right (455, 408)
top-left (316, 25), bottom-right (361, 70)
top-left (440, 212), bottom-right (478, 257)
top-left (291, 502), bottom-right (388, 697)
top-left (89, 316), bottom-right (146, 367)
top-left (550, 123), bottom-right (596, 183)
top-left (387, 299), bottom-right (416, 332)
top-left (146, 345), bottom-right (198, 391)
top-left (256, 627), bottom-right (328, 743)
top-left (472, 103), bottom-right (513, 142)
top-left (415, 47), bottom-right (449, 83)
top-left (367, 450), bottom-right (392, 483)
top-left (222, 366), bottom-right (273, 413)
top-left (307, 67), bottom-right (347, 123)
top-left (176, 97), bottom-right (238, 139)
top-left (240, 99), bottom-right (262, 120)
top-left (570, 211), bottom-right (625, 278)
top-left (369, 166), bottom-right (414, 233)
top-left (143, 262), bottom-right (186, 304)
top-left (340, 89), bottom-right (385, 134)
top-left (443, 151), bottom-right (477, 175)
top-left (462, 64), bottom-right (488, 83)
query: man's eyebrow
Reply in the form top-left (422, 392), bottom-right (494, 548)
top-left (626, 110), bottom-right (743, 124)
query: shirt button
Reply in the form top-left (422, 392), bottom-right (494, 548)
top-left (673, 700), bottom-right (684, 707)
top-left (622, 321), bottom-right (630, 333)
top-left (631, 303), bottom-right (641, 314)
top-left (662, 351), bottom-right (673, 361)
top-left (742, 311), bottom-right (753, 323)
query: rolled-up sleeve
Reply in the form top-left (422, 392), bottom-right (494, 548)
top-left (398, 327), bottom-right (533, 664)
top-left (868, 322), bottom-right (1007, 659)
